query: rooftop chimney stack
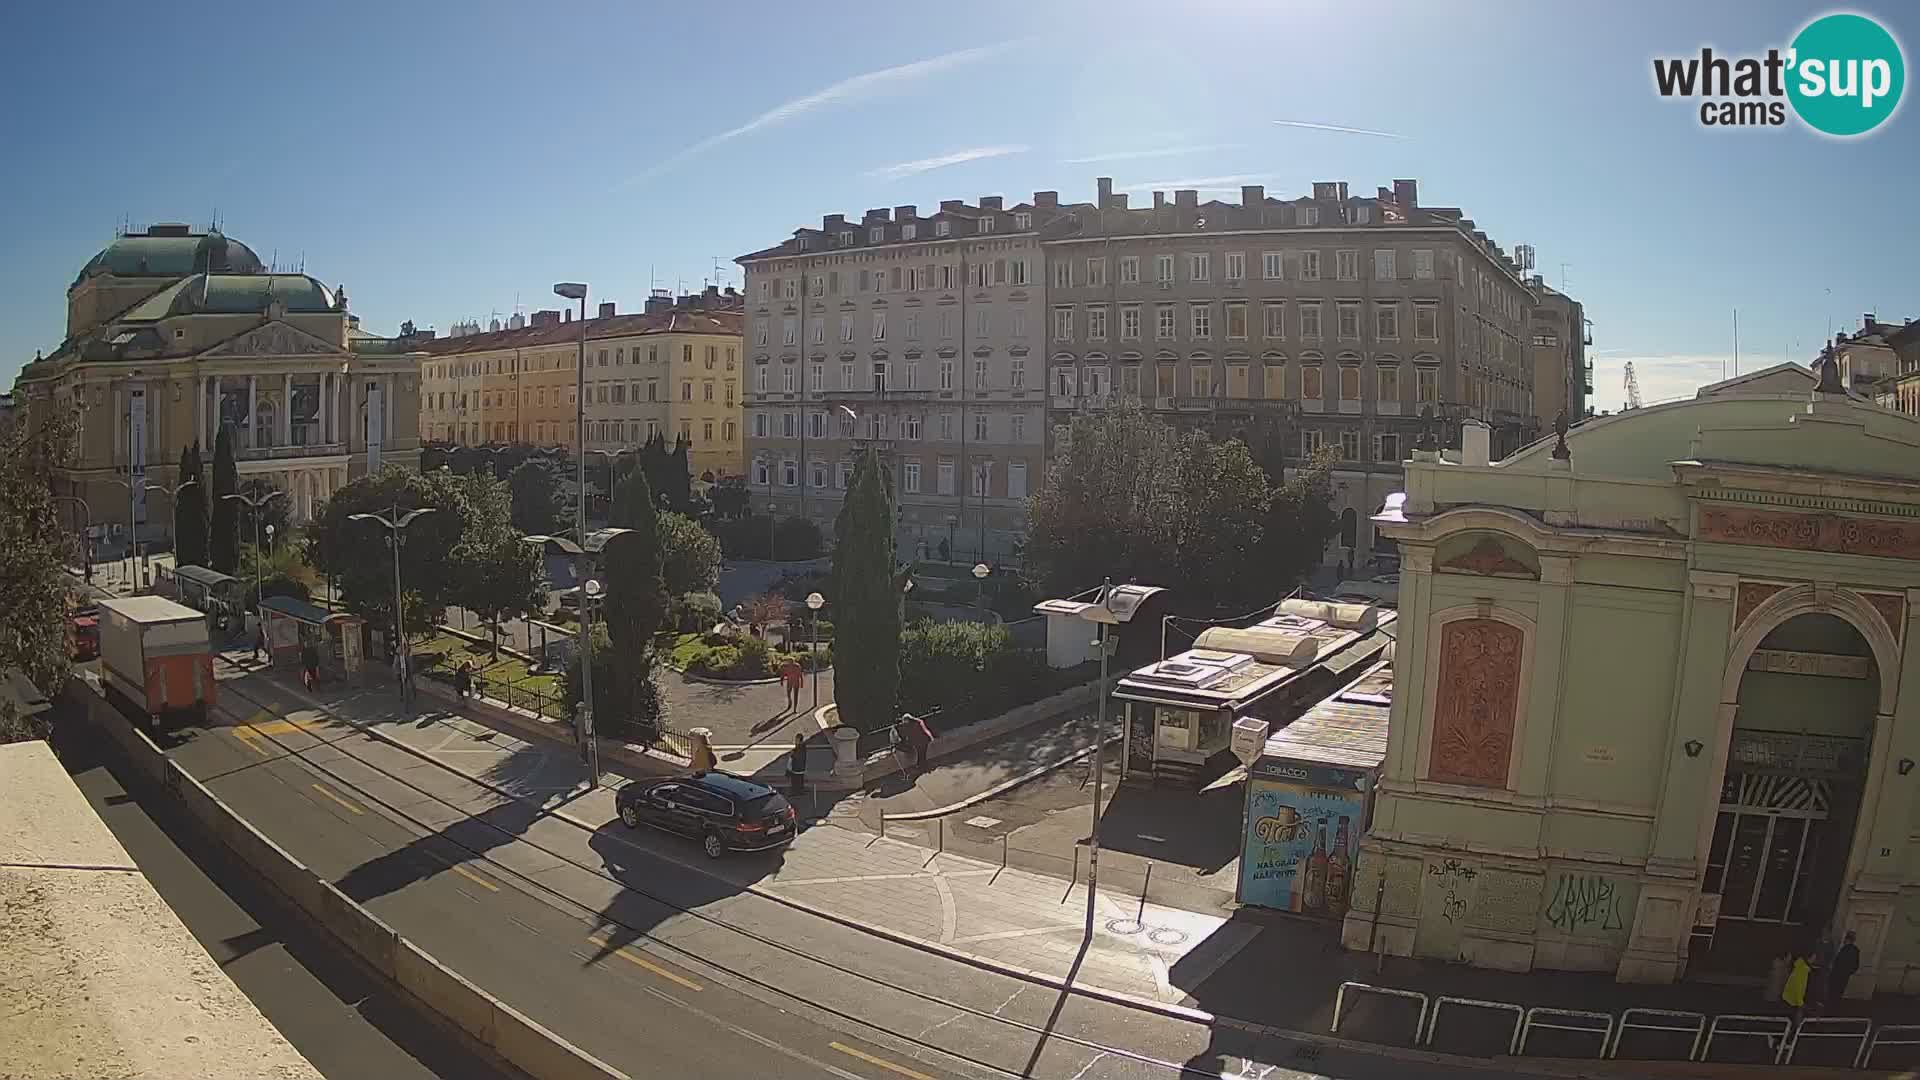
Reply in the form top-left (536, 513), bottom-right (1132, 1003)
top-left (598, 301), bottom-right (616, 319)
top-left (563, 309), bottom-right (573, 322)
top-left (940, 199), bottom-right (965, 212)
top-left (1034, 190), bottom-right (1058, 208)
top-left (1175, 189), bottom-right (1198, 210)
top-left (1153, 191), bottom-right (1166, 209)
top-left (1241, 184), bottom-right (1264, 206)
top-left (823, 213), bottom-right (845, 230)
top-left (1393, 179), bottom-right (1418, 207)
top-left (895, 205), bottom-right (917, 220)
top-left (1096, 177), bottom-right (1113, 206)
top-left (979, 196), bottom-right (1003, 210)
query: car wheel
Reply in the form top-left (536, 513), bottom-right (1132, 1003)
top-left (702, 831), bottom-right (725, 859)
top-left (619, 804), bottom-right (640, 829)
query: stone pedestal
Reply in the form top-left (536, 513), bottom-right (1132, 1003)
top-left (830, 726), bottom-right (861, 779)
top-left (1615, 871), bottom-right (1695, 983)
top-left (688, 726), bottom-right (716, 772)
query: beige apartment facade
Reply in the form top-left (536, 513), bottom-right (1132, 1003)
top-left (418, 300), bottom-right (745, 479)
top-left (13, 225), bottom-right (422, 540)
top-left (1045, 178), bottom-right (1541, 565)
top-left (738, 195), bottom-right (1070, 562)
top-left (1528, 282), bottom-right (1590, 427)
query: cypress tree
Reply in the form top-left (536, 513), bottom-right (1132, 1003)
top-left (174, 443), bottom-right (209, 567)
top-left (830, 448), bottom-right (900, 733)
top-left (209, 426), bottom-right (239, 572)
top-left (603, 463), bottom-right (668, 715)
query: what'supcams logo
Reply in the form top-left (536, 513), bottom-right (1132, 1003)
top-left (1653, 12), bottom-right (1905, 136)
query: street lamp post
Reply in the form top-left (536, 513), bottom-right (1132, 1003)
top-left (53, 495), bottom-right (94, 583)
top-left (972, 562), bottom-right (991, 616)
top-left (804, 591), bottom-right (825, 711)
top-left (521, 527), bottom-right (632, 788)
top-left (348, 506), bottom-right (438, 714)
top-left (145, 480), bottom-right (201, 566)
top-left (223, 488), bottom-right (286, 623)
top-left (1051, 580), bottom-right (1163, 939)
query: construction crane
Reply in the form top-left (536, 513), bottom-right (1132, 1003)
top-left (1623, 362), bottom-right (1643, 409)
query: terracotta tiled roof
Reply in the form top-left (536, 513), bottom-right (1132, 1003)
top-left (416, 308), bottom-right (741, 356)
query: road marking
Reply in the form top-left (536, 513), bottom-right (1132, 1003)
top-left (448, 862), bottom-right (500, 892)
top-left (309, 782), bottom-right (365, 815)
top-left (829, 1041), bottom-right (937, 1080)
top-left (586, 934), bottom-right (705, 992)
top-left (231, 728), bottom-right (272, 757)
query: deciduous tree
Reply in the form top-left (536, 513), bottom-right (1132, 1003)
top-left (508, 459), bottom-right (564, 535)
top-left (657, 511), bottom-right (721, 596)
top-left (306, 466), bottom-right (472, 638)
top-left (0, 410), bottom-right (78, 743)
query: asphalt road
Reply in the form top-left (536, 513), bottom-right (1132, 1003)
top-left (132, 662), bottom-right (1545, 1080)
top-left (55, 724), bottom-right (511, 1080)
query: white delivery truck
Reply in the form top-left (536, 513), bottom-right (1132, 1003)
top-left (98, 596), bottom-right (216, 730)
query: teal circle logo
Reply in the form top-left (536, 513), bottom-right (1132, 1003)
top-left (1788, 13), bottom-right (1905, 136)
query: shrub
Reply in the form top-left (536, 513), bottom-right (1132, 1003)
top-left (658, 512), bottom-right (722, 596)
top-left (734, 634), bottom-right (772, 675)
top-left (897, 620), bottom-right (1052, 733)
top-left (669, 590), bottom-right (723, 632)
top-left (773, 516), bottom-right (823, 559)
top-left (684, 645), bottom-right (741, 678)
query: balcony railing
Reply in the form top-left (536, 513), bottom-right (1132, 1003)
top-left (237, 441), bottom-right (348, 461)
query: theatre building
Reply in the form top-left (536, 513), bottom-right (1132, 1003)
top-left (1344, 367), bottom-right (1920, 997)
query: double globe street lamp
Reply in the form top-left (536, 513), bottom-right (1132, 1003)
top-left (348, 506), bottom-right (438, 714)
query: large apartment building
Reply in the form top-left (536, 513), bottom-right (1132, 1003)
top-left (418, 291), bottom-right (745, 481)
top-left (1046, 178), bottom-right (1541, 563)
top-left (737, 195), bottom-right (1071, 562)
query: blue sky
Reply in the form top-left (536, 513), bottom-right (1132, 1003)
top-left (3, 0), bottom-right (1915, 411)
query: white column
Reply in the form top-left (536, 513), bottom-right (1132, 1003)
top-left (193, 375), bottom-right (205, 449)
top-left (281, 372), bottom-right (293, 446)
top-left (246, 375), bottom-right (258, 448)
top-left (321, 373), bottom-right (332, 444)
top-left (209, 375), bottom-right (222, 446)
top-left (385, 374), bottom-right (396, 444)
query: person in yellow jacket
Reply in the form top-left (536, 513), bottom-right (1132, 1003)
top-left (1781, 950), bottom-right (1812, 1017)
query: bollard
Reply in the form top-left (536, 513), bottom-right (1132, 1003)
top-left (1138, 861), bottom-right (1153, 921)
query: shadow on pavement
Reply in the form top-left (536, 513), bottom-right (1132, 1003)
top-left (582, 820), bottom-right (788, 969)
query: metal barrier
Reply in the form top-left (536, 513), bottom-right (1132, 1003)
top-left (1519, 1006), bottom-right (1612, 1058)
top-left (1424, 996), bottom-right (1523, 1055)
top-left (1608, 1007), bottom-right (1706, 1061)
top-left (1861, 1023), bottom-right (1920, 1069)
top-left (1331, 982), bottom-right (1429, 1044)
top-left (1783, 1016), bottom-right (1871, 1066)
top-left (1701, 1014), bottom-right (1793, 1064)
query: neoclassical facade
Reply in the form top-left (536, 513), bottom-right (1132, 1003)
top-left (1345, 377), bottom-right (1920, 998)
top-left (13, 225), bottom-right (422, 535)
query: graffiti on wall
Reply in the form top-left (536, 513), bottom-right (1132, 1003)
top-left (1427, 859), bottom-right (1477, 924)
top-left (1542, 871), bottom-right (1634, 938)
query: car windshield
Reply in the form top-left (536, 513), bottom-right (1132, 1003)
top-left (743, 793), bottom-right (789, 818)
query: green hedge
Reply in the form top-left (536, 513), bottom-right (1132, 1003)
top-left (898, 620), bottom-right (1084, 733)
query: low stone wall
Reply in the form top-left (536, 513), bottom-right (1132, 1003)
top-left (416, 679), bottom-right (688, 778)
top-left (75, 682), bottom-right (631, 1080)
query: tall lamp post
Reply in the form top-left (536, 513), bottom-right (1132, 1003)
top-left (1062, 580), bottom-right (1162, 938)
top-left (522, 527), bottom-right (631, 787)
top-left (53, 495), bottom-right (94, 583)
top-left (145, 479), bottom-right (201, 572)
top-left (223, 488), bottom-right (286, 618)
top-left (804, 591), bottom-right (826, 711)
top-left (972, 562), bottom-right (991, 616)
top-left (349, 506), bottom-right (438, 714)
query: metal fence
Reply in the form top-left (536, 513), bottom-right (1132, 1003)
top-left (1338, 978), bottom-right (1909, 1070)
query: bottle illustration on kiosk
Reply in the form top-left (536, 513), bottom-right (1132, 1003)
top-left (1327, 815), bottom-right (1352, 917)
top-left (1302, 821), bottom-right (1329, 913)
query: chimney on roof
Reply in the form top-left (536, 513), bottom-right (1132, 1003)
top-left (531, 309), bottom-right (561, 327)
top-left (1109, 193), bottom-right (1129, 210)
top-left (1096, 177), bottom-right (1113, 206)
top-left (1153, 191), bottom-right (1166, 209)
top-left (724, 286), bottom-right (739, 299)
top-left (1864, 313), bottom-right (1877, 329)
top-left (645, 292), bottom-right (672, 315)
top-left (705, 285), bottom-right (720, 301)
top-left (1175, 189), bottom-right (1198, 210)
top-left (1241, 184), bottom-right (1264, 206)
top-left (979, 196), bottom-right (1002, 210)
top-left (864, 208), bottom-right (890, 223)
top-left (895, 205), bottom-right (916, 220)
top-left (1034, 190), bottom-right (1058, 208)
top-left (939, 199), bottom-right (964, 212)
top-left (823, 213), bottom-right (845, 230)
top-left (563, 309), bottom-right (573, 322)
top-left (598, 301), bottom-right (616, 319)
top-left (1393, 179), bottom-right (1418, 208)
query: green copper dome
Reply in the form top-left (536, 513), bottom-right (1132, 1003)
top-left (73, 226), bottom-right (265, 287)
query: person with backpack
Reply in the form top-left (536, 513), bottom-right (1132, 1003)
top-left (454, 660), bottom-right (474, 703)
top-left (898, 713), bottom-right (934, 775)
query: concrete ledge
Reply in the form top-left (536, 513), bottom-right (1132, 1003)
top-left (394, 941), bottom-right (497, 1045)
top-left (855, 675), bottom-right (1111, 786)
top-left (416, 679), bottom-right (687, 777)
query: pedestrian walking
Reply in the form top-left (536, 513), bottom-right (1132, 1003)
top-left (1765, 949), bottom-right (1791, 1005)
top-left (1829, 931), bottom-right (1862, 1004)
top-left (1810, 931), bottom-right (1836, 1010)
top-left (786, 732), bottom-right (808, 799)
top-left (454, 660), bottom-right (474, 703)
top-left (300, 642), bottom-right (319, 692)
top-left (899, 712), bottom-right (934, 775)
top-left (252, 622), bottom-right (266, 663)
top-left (780, 657), bottom-right (804, 713)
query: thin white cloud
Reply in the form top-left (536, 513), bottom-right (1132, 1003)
top-left (866, 144), bottom-right (1029, 181)
top-left (1116, 173), bottom-right (1277, 192)
top-left (633, 41), bottom-right (1027, 183)
top-left (1591, 352), bottom-right (1797, 411)
top-left (1063, 143), bottom-right (1246, 164)
top-left (1271, 119), bottom-right (1406, 139)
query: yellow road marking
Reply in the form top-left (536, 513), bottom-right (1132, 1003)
top-left (586, 934), bottom-right (705, 992)
top-left (251, 717), bottom-right (330, 738)
top-left (448, 863), bottom-right (500, 892)
top-left (231, 728), bottom-right (272, 757)
top-left (829, 1042), bottom-right (936, 1080)
top-left (309, 782), bottom-right (365, 815)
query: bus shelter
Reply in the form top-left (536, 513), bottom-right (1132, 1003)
top-left (259, 596), bottom-right (366, 682)
top-left (171, 565), bottom-right (245, 642)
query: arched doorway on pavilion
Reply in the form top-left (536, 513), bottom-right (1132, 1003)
top-left (1693, 613), bottom-right (1878, 977)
